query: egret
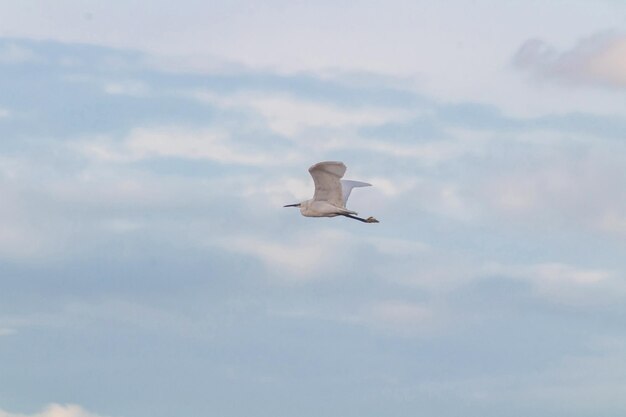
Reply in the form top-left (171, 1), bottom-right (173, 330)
top-left (284, 161), bottom-right (379, 223)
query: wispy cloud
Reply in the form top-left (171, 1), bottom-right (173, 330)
top-left (0, 404), bottom-right (109, 417)
top-left (514, 32), bottom-right (626, 88)
top-left (365, 300), bottom-right (437, 336)
top-left (213, 229), bottom-right (354, 281)
top-left (192, 90), bottom-right (416, 137)
top-left (0, 327), bottom-right (16, 336)
top-left (75, 127), bottom-right (298, 166)
top-left (0, 42), bottom-right (39, 64)
top-left (486, 262), bottom-right (624, 307)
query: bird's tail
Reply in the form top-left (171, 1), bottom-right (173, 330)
top-left (336, 207), bottom-right (358, 216)
top-left (341, 180), bottom-right (372, 207)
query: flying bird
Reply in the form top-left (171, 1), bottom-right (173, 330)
top-left (284, 161), bottom-right (379, 223)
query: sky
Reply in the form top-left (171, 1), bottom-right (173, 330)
top-left (0, 1), bottom-right (625, 416)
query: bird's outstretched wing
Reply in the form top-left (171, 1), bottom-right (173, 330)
top-left (309, 161), bottom-right (346, 207)
top-left (341, 180), bottom-right (371, 207)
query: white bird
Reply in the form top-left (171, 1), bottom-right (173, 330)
top-left (284, 161), bottom-right (379, 223)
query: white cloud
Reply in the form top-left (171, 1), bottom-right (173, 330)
top-left (0, 404), bottom-right (109, 417)
top-left (346, 138), bottom-right (476, 165)
top-left (241, 176), bottom-right (313, 208)
top-left (214, 226), bottom-right (436, 285)
top-left (364, 176), bottom-right (418, 198)
top-left (487, 262), bottom-right (624, 306)
top-left (75, 127), bottom-right (300, 166)
top-left (192, 90), bottom-right (414, 137)
top-left (214, 229), bottom-right (353, 281)
top-left (514, 32), bottom-right (626, 88)
top-left (189, 90), bottom-right (484, 168)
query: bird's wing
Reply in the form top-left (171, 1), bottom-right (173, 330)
top-left (341, 180), bottom-right (371, 207)
top-left (309, 161), bottom-right (346, 207)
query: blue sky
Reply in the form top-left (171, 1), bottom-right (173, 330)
top-left (1, 2), bottom-right (626, 417)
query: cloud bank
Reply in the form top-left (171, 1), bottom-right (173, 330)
top-left (1, 35), bottom-right (625, 417)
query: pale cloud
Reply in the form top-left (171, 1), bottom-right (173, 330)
top-left (364, 177), bottom-right (418, 198)
top-left (242, 176), bottom-right (313, 207)
top-left (597, 211), bottom-right (626, 235)
top-left (98, 218), bottom-right (143, 234)
top-left (127, 128), bottom-right (263, 164)
top-left (214, 229), bottom-right (353, 281)
top-left (477, 143), bottom-right (626, 236)
top-left (103, 80), bottom-right (149, 96)
top-left (361, 236), bottom-right (429, 256)
top-left (45, 170), bottom-right (186, 210)
top-left (319, 133), bottom-right (486, 167)
top-left (192, 90), bottom-right (414, 137)
top-left (271, 298), bottom-right (440, 338)
top-left (75, 127), bottom-right (300, 166)
top-left (514, 32), bottom-right (626, 88)
top-left (0, 404), bottom-right (108, 417)
top-left (0, 327), bottom-right (16, 336)
top-left (0, 108), bottom-right (10, 118)
top-left (530, 262), bottom-right (609, 285)
top-left (371, 244), bottom-right (479, 292)
top-left (0, 42), bottom-right (39, 64)
top-left (367, 300), bottom-right (434, 334)
top-left (399, 179), bottom-right (475, 222)
top-left (487, 262), bottom-right (623, 306)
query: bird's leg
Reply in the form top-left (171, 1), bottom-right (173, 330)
top-left (340, 213), bottom-right (379, 223)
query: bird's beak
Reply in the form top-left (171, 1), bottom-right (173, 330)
top-left (283, 203), bottom-right (300, 208)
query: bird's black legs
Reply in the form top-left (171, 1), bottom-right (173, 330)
top-left (341, 214), bottom-right (379, 223)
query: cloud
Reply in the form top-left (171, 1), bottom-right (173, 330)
top-left (74, 127), bottom-right (300, 167)
top-left (103, 80), bottom-right (149, 96)
top-left (192, 90), bottom-right (415, 137)
top-left (597, 211), bottom-right (626, 236)
top-left (2, 12), bottom-right (626, 417)
top-left (0, 43), bottom-right (39, 64)
top-left (487, 262), bottom-right (624, 307)
top-left (0, 404), bottom-right (108, 417)
top-left (464, 136), bottom-right (626, 237)
top-left (213, 228), bottom-right (431, 285)
top-left (0, 327), bottom-right (16, 336)
top-left (514, 32), bottom-right (626, 88)
top-left (214, 229), bottom-right (354, 281)
top-left (365, 300), bottom-right (437, 336)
